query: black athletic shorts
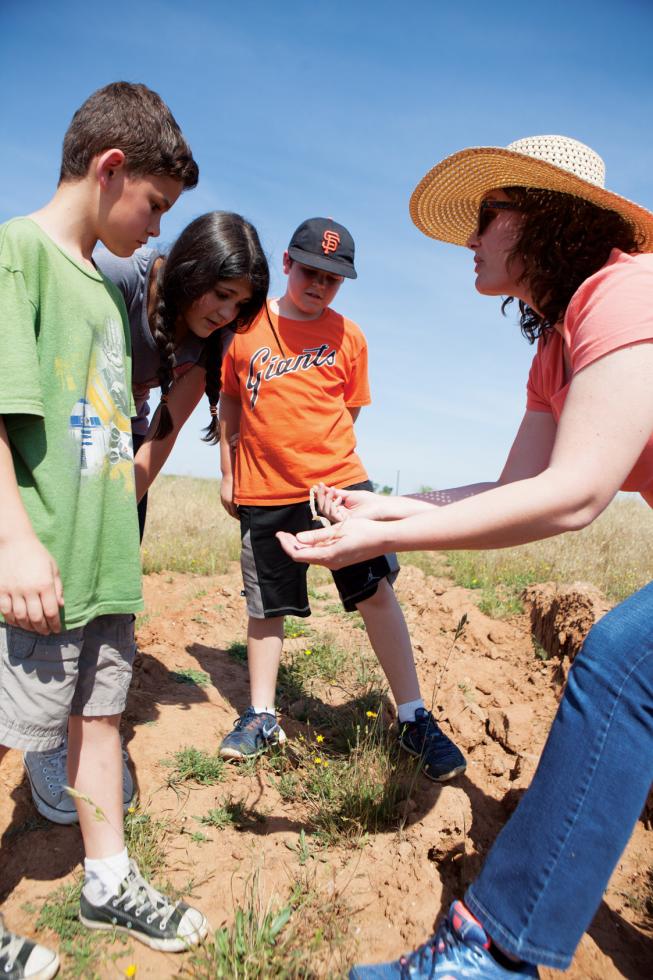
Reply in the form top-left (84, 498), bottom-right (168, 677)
top-left (238, 480), bottom-right (400, 619)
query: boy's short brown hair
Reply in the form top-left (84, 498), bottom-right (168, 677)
top-left (58, 81), bottom-right (198, 188)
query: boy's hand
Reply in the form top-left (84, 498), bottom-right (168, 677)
top-left (220, 474), bottom-right (239, 519)
top-left (0, 534), bottom-right (64, 634)
top-left (276, 518), bottom-right (386, 570)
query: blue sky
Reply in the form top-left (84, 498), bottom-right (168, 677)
top-left (2, 0), bottom-right (652, 492)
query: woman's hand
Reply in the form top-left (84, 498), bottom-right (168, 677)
top-left (277, 518), bottom-right (388, 570)
top-left (312, 484), bottom-right (394, 523)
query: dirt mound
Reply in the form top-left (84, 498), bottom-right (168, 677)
top-left (0, 565), bottom-right (650, 978)
top-left (522, 581), bottom-right (611, 682)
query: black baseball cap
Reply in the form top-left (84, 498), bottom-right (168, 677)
top-left (287, 217), bottom-right (357, 279)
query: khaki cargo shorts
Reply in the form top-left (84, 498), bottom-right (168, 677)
top-left (0, 614), bottom-right (136, 752)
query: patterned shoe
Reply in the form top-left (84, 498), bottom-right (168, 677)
top-left (219, 707), bottom-right (286, 760)
top-left (24, 739), bottom-right (135, 825)
top-left (349, 901), bottom-right (540, 978)
top-left (397, 707), bottom-right (466, 782)
top-left (79, 859), bottom-right (208, 952)
top-left (0, 915), bottom-right (60, 980)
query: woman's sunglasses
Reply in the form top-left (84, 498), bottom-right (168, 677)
top-left (477, 199), bottom-right (522, 236)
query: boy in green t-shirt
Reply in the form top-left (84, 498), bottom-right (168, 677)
top-left (0, 82), bottom-right (207, 976)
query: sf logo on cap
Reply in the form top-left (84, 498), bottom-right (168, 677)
top-left (322, 230), bottom-right (340, 255)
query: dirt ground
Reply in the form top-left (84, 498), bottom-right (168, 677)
top-left (1, 563), bottom-right (651, 978)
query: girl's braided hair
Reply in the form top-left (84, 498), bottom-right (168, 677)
top-left (501, 187), bottom-right (643, 342)
top-left (150, 211), bottom-right (269, 442)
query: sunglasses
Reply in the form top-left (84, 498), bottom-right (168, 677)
top-left (477, 199), bottom-right (522, 236)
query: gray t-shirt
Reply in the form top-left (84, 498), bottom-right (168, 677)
top-left (94, 248), bottom-right (206, 434)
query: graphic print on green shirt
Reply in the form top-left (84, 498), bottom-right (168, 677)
top-left (0, 218), bottom-right (143, 628)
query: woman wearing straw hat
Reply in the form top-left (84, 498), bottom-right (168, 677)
top-left (278, 135), bottom-right (653, 978)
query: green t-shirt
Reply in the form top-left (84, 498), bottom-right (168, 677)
top-left (0, 218), bottom-right (143, 628)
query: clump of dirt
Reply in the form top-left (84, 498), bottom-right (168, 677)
top-left (522, 581), bottom-right (611, 683)
top-left (0, 564), bottom-right (650, 979)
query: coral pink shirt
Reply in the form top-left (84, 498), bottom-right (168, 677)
top-left (526, 249), bottom-right (653, 503)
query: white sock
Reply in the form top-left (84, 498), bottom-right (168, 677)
top-left (397, 698), bottom-right (425, 723)
top-left (83, 847), bottom-right (130, 905)
top-left (252, 705), bottom-right (276, 716)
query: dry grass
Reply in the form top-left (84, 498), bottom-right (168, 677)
top-left (445, 497), bottom-right (653, 607)
top-left (142, 475), bottom-right (241, 575)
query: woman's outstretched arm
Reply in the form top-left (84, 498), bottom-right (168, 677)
top-left (314, 405), bottom-right (557, 523)
top-left (279, 344), bottom-right (653, 567)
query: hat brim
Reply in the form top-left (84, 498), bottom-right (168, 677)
top-left (409, 146), bottom-right (653, 251)
top-left (288, 246), bottom-right (357, 279)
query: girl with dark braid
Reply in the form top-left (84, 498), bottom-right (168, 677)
top-left (23, 211), bottom-right (268, 828)
top-left (98, 209), bottom-right (269, 536)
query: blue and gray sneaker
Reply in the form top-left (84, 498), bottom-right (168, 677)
top-left (397, 708), bottom-right (466, 782)
top-left (349, 901), bottom-right (540, 978)
top-left (219, 707), bottom-right (286, 760)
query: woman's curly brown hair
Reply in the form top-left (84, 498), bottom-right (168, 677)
top-left (501, 187), bottom-right (644, 343)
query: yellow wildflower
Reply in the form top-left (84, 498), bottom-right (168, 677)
top-left (322, 760), bottom-right (329, 767)
top-left (366, 710), bottom-right (378, 719)
top-left (313, 756), bottom-right (322, 765)
top-left (316, 734), bottom-right (324, 743)
top-left (304, 649), bottom-right (312, 656)
top-left (125, 966), bottom-right (137, 978)
top-left (127, 805), bottom-right (136, 814)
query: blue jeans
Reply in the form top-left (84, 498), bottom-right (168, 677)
top-left (465, 580), bottom-right (653, 970)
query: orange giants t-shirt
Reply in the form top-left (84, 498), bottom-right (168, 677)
top-left (526, 249), bottom-right (653, 503)
top-left (222, 304), bottom-right (371, 505)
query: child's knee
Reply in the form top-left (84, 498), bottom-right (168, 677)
top-left (356, 577), bottom-right (394, 611)
top-left (69, 713), bottom-right (122, 738)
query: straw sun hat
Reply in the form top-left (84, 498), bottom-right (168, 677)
top-left (409, 135), bottom-right (653, 251)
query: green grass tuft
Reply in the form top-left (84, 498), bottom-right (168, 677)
top-left (227, 640), bottom-right (248, 662)
top-left (169, 667), bottom-right (211, 687)
top-left (163, 747), bottom-right (225, 786)
top-left (284, 617), bottom-right (311, 639)
top-left (123, 806), bottom-right (168, 880)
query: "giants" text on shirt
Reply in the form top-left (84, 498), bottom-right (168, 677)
top-left (246, 344), bottom-right (337, 408)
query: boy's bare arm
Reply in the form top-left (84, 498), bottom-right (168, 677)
top-left (219, 393), bottom-right (241, 519)
top-left (0, 417), bottom-right (64, 634)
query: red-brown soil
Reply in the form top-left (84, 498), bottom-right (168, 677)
top-left (1, 565), bottom-right (651, 977)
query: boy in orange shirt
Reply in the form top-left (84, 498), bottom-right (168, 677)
top-left (218, 217), bottom-right (466, 779)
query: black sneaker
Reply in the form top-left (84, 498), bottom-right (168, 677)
top-left (0, 916), bottom-right (59, 980)
top-left (79, 860), bottom-right (208, 952)
top-left (398, 707), bottom-right (466, 782)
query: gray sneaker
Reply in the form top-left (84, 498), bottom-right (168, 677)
top-left (0, 915), bottom-right (59, 980)
top-left (219, 707), bottom-right (286, 760)
top-left (79, 860), bottom-right (208, 952)
top-left (24, 738), bottom-right (134, 825)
